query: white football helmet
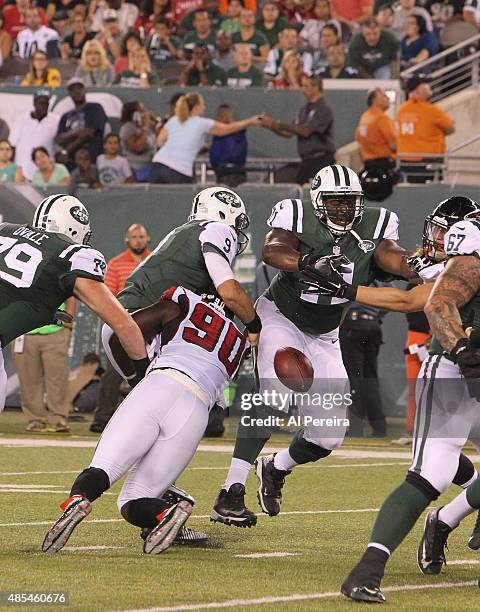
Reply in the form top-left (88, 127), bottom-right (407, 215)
top-left (32, 194), bottom-right (91, 245)
top-left (189, 187), bottom-right (250, 253)
top-left (310, 165), bottom-right (364, 234)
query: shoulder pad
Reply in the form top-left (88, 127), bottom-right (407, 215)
top-left (199, 222), bottom-right (237, 265)
top-left (69, 246), bottom-right (107, 280)
top-left (267, 199), bottom-right (305, 233)
top-left (365, 207), bottom-right (399, 241)
top-left (445, 219), bottom-right (480, 257)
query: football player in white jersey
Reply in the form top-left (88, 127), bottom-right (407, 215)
top-left (42, 286), bottom-right (248, 555)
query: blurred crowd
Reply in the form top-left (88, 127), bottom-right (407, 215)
top-left (0, 0), bottom-right (477, 88)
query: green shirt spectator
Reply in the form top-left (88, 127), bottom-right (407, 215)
top-left (182, 9), bottom-right (218, 56)
top-left (347, 21), bottom-right (399, 78)
top-left (227, 65), bottom-right (264, 87)
top-left (181, 45), bottom-right (227, 86)
top-left (256, 2), bottom-right (289, 48)
top-left (232, 8), bottom-right (269, 63)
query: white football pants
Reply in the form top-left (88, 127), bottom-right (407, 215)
top-left (255, 297), bottom-right (349, 450)
top-left (0, 345), bottom-right (6, 413)
top-left (89, 369), bottom-right (209, 511)
top-left (411, 354), bottom-right (480, 493)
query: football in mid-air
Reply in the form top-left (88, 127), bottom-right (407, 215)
top-left (274, 347), bottom-right (314, 392)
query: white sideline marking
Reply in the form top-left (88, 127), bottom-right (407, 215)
top-left (0, 507), bottom-right (381, 528)
top-left (0, 470), bottom-right (80, 476)
top-left (234, 552), bottom-right (301, 559)
top-left (119, 581), bottom-right (477, 611)
top-left (0, 483), bottom-right (64, 488)
top-left (62, 545), bottom-right (125, 551)
top-left (449, 559), bottom-right (480, 566)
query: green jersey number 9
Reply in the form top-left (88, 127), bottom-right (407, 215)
top-left (0, 236), bottom-right (43, 288)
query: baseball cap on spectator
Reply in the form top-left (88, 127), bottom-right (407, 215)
top-left (406, 75), bottom-right (430, 94)
top-left (67, 77), bottom-right (86, 89)
top-left (103, 9), bottom-right (118, 22)
top-left (34, 89), bottom-right (51, 99)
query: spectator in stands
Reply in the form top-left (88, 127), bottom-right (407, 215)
top-left (261, 74), bottom-right (335, 184)
top-left (280, 0), bottom-right (307, 23)
top-left (14, 298), bottom-right (75, 433)
top-left (375, 3), bottom-right (394, 29)
top-left (90, 223), bottom-right (151, 433)
top-left (330, 0), bottom-right (373, 27)
top-left (0, 117), bottom-right (9, 141)
top-left (89, 0), bottom-right (139, 34)
top-left (146, 16), bottom-right (183, 67)
top-left (0, 12), bottom-right (13, 63)
top-left (227, 42), bottom-right (263, 86)
top-left (464, 0), bottom-right (480, 29)
top-left (401, 14), bottom-right (439, 67)
top-left (96, 9), bottom-right (122, 63)
top-left (50, 9), bottom-right (71, 42)
top-left (317, 43), bottom-right (360, 78)
top-left (264, 25), bottom-right (313, 79)
top-left (398, 76), bottom-right (454, 182)
top-left (183, 8), bottom-right (217, 56)
top-left (69, 147), bottom-right (101, 191)
top-left (75, 39), bottom-right (115, 86)
top-left (355, 87), bottom-right (397, 173)
top-left (347, 18), bottom-right (399, 78)
top-left (114, 46), bottom-right (159, 86)
top-left (179, 0), bottom-right (226, 33)
top-left (31, 146), bottom-right (70, 187)
top-left (181, 43), bottom-right (227, 85)
top-left (114, 30), bottom-right (142, 73)
top-left (232, 8), bottom-right (269, 64)
top-left (150, 92), bottom-right (261, 183)
top-left (15, 6), bottom-right (59, 58)
top-left (271, 50), bottom-right (304, 89)
top-left (21, 49), bottom-right (61, 85)
top-left (312, 22), bottom-right (340, 70)
top-left (391, 0), bottom-right (433, 39)
top-left (214, 29), bottom-right (235, 70)
top-left (10, 90), bottom-right (59, 181)
top-left (300, 0), bottom-right (350, 50)
top-left (56, 77), bottom-right (107, 170)
top-left (0, 140), bottom-right (24, 183)
top-left (170, 0), bottom-right (203, 29)
top-left (209, 103), bottom-right (247, 187)
top-left (219, 0), bottom-right (243, 35)
top-left (3, 0), bottom-right (47, 41)
top-left (427, 0), bottom-right (464, 31)
top-left (46, 0), bottom-right (87, 23)
top-left (96, 133), bottom-right (134, 186)
top-left (119, 100), bottom-right (157, 181)
top-left (135, 0), bottom-right (172, 37)
top-left (61, 10), bottom-right (96, 60)
top-left (256, 1), bottom-right (289, 48)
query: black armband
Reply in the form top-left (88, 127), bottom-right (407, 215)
top-left (245, 313), bottom-right (262, 334)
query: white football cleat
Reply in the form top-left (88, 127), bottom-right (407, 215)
top-left (143, 501), bottom-right (193, 554)
top-left (42, 495), bottom-right (92, 553)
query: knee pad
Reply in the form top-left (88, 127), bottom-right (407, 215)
top-left (289, 429), bottom-right (332, 464)
top-left (453, 453), bottom-right (477, 488)
top-left (406, 471), bottom-right (441, 501)
top-left (120, 497), bottom-right (170, 528)
top-left (70, 467), bottom-right (110, 502)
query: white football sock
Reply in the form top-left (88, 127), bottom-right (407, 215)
top-left (438, 490), bottom-right (476, 529)
top-left (223, 458), bottom-right (252, 489)
top-left (273, 449), bottom-right (298, 471)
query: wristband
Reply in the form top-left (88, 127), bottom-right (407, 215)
top-left (341, 284), bottom-right (358, 301)
top-left (245, 313), bottom-right (262, 334)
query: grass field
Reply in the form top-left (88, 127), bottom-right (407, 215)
top-left (0, 410), bottom-right (479, 611)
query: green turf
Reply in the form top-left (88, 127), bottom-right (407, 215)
top-left (0, 412), bottom-right (479, 611)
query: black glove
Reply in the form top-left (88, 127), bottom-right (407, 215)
top-left (129, 357), bottom-right (151, 388)
top-left (298, 254), bottom-right (357, 300)
top-left (450, 336), bottom-right (480, 400)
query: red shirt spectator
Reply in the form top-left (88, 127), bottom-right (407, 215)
top-left (3, 0), bottom-right (47, 40)
top-left (331, 0), bottom-right (372, 24)
top-left (105, 224), bottom-right (151, 296)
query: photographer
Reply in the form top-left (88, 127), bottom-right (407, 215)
top-left (180, 44), bottom-right (226, 87)
top-left (119, 100), bottom-right (158, 182)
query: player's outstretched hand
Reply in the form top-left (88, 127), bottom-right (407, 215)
top-left (406, 253), bottom-right (444, 282)
top-left (298, 254), bottom-right (357, 300)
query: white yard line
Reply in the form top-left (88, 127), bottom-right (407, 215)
top-left (234, 552), bottom-right (301, 559)
top-left (62, 545), bottom-right (125, 551)
top-left (119, 581), bottom-right (477, 612)
top-left (448, 559), bottom-right (480, 565)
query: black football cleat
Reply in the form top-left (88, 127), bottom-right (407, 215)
top-left (42, 495), bottom-right (92, 553)
top-left (161, 484), bottom-right (195, 506)
top-left (341, 547), bottom-right (388, 604)
top-left (468, 510), bottom-right (480, 550)
top-left (210, 483), bottom-right (257, 527)
top-left (140, 525), bottom-right (208, 545)
top-left (417, 507), bottom-right (451, 575)
top-left (255, 453), bottom-right (291, 516)
top-left (143, 501), bottom-right (193, 554)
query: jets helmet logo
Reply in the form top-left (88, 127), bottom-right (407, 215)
top-left (70, 206), bottom-right (89, 225)
top-left (311, 175), bottom-right (321, 191)
top-left (215, 191), bottom-right (241, 208)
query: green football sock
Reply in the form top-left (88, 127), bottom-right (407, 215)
top-left (370, 481), bottom-right (431, 553)
top-left (232, 403), bottom-right (271, 464)
top-left (466, 477), bottom-right (480, 508)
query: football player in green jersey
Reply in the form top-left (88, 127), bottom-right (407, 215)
top-left (0, 193), bottom-right (148, 412)
top-left (211, 164), bottom-right (415, 528)
top-left (340, 201), bottom-right (480, 603)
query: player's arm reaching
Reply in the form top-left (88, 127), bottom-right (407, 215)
top-left (373, 238), bottom-right (416, 280)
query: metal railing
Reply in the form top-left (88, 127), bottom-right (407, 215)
top-left (400, 33), bottom-right (480, 102)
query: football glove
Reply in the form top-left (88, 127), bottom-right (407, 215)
top-left (129, 357), bottom-right (151, 388)
top-left (406, 254), bottom-right (444, 282)
top-left (299, 254), bottom-right (357, 300)
top-left (450, 335), bottom-right (480, 400)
